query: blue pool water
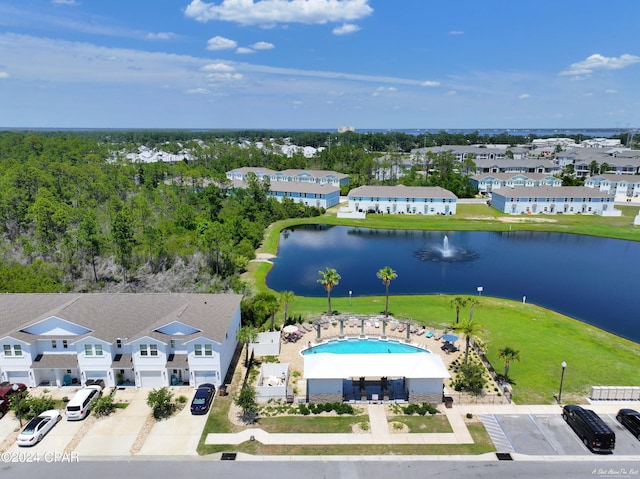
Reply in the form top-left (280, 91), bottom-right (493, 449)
top-left (303, 338), bottom-right (427, 355)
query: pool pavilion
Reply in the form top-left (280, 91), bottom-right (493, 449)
top-left (303, 348), bottom-right (450, 404)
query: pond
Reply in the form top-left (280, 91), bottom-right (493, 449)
top-left (266, 225), bottom-right (640, 343)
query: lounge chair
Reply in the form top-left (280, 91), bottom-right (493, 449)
top-left (397, 324), bottom-right (406, 333)
top-left (374, 321), bottom-right (380, 328)
top-left (390, 322), bottom-right (397, 331)
top-left (425, 331), bottom-right (434, 338)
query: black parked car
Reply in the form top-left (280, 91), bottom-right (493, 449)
top-left (562, 404), bottom-right (615, 453)
top-left (617, 409), bottom-right (640, 440)
top-left (190, 383), bottom-right (215, 415)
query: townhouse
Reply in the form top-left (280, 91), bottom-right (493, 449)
top-left (0, 293), bottom-right (242, 389)
top-left (490, 186), bottom-right (620, 216)
top-left (584, 174), bottom-right (640, 203)
top-left (347, 185), bottom-right (458, 215)
top-left (470, 173), bottom-right (563, 195)
top-left (225, 167), bottom-right (350, 188)
top-left (228, 179), bottom-right (341, 209)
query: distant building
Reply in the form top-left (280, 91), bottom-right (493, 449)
top-left (584, 174), bottom-right (640, 203)
top-left (228, 179), bottom-right (340, 209)
top-left (348, 185), bottom-right (457, 215)
top-left (470, 173), bottom-right (562, 195)
top-left (490, 186), bottom-right (620, 216)
top-left (226, 168), bottom-right (350, 188)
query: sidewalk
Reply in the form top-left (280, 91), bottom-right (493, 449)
top-left (205, 401), bottom-right (640, 447)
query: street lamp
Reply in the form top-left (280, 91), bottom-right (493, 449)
top-left (349, 290), bottom-right (352, 306)
top-left (557, 361), bottom-right (567, 404)
top-left (12, 383), bottom-right (22, 427)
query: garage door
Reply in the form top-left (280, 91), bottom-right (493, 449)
top-left (139, 370), bottom-right (164, 388)
top-left (6, 371), bottom-right (30, 385)
top-left (194, 371), bottom-right (217, 387)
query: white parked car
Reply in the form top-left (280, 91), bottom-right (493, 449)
top-left (16, 410), bottom-right (62, 447)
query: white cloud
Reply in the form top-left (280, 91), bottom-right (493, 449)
top-left (0, 71), bottom-right (9, 79)
top-left (146, 32), bottom-right (176, 40)
top-left (236, 47), bottom-right (254, 54)
top-left (446, 90), bottom-right (457, 95)
top-left (206, 72), bottom-right (244, 81)
top-left (560, 53), bottom-right (640, 76)
top-left (202, 63), bottom-right (235, 72)
top-left (185, 88), bottom-right (208, 94)
top-left (449, 30), bottom-right (464, 35)
top-left (206, 36), bottom-right (237, 51)
top-left (332, 23), bottom-right (360, 35)
top-left (605, 89), bottom-right (617, 94)
top-left (518, 93), bottom-right (530, 99)
top-left (421, 80), bottom-right (440, 87)
top-left (185, 0), bottom-right (373, 25)
top-left (251, 41), bottom-right (274, 50)
top-left (51, 0), bottom-right (78, 5)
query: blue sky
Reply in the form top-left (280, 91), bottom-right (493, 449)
top-left (0, 0), bottom-right (639, 129)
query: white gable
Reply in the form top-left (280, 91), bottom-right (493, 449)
top-left (20, 316), bottom-right (92, 336)
top-left (154, 321), bottom-right (201, 336)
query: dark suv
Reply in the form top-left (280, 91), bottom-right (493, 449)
top-left (562, 405), bottom-right (615, 453)
top-left (617, 409), bottom-right (640, 440)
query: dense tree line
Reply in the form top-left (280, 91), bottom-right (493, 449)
top-left (0, 133), bottom-right (321, 293)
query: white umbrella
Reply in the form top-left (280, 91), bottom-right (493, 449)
top-left (283, 325), bottom-right (299, 334)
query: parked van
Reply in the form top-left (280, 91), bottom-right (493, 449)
top-left (65, 385), bottom-right (102, 421)
top-left (562, 404), bottom-right (615, 452)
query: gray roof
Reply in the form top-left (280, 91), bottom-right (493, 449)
top-left (348, 185), bottom-right (457, 199)
top-left (471, 173), bottom-right (559, 181)
top-left (1, 293), bottom-right (242, 346)
top-left (278, 169), bottom-right (349, 180)
top-left (227, 167), bottom-right (278, 176)
top-left (31, 353), bottom-right (78, 369)
top-left (492, 186), bottom-right (613, 198)
top-left (229, 179), bottom-right (339, 195)
top-left (166, 353), bottom-right (189, 369)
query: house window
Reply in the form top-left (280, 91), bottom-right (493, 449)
top-left (204, 344), bottom-right (213, 356)
top-left (149, 344), bottom-right (158, 357)
top-left (14, 345), bottom-right (22, 356)
top-left (140, 344), bottom-right (148, 357)
top-left (3, 345), bottom-right (11, 356)
top-left (194, 344), bottom-right (202, 356)
top-left (95, 344), bottom-right (103, 356)
top-left (116, 339), bottom-right (122, 349)
top-left (62, 340), bottom-right (68, 349)
top-left (85, 344), bottom-right (93, 356)
top-left (170, 340), bottom-right (176, 349)
top-left (52, 340), bottom-right (57, 349)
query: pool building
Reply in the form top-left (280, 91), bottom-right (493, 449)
top-left (303, 340), bottom-right (450, 404)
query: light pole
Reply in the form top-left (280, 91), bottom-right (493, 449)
top-left (557, 361), bottom-right (567, 404)
top-left (349, 290), bottom-right (352, 306)
top-left (12, 383), bottom-right (22, 427)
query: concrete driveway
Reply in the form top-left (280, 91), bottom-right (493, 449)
top-left (138, 387), bottom-right (208, 456)
top-left (73, 387), bottom-right (151, 457)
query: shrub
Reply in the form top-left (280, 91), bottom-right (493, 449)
top-left (466, 413), bottom-right (473, 419)
top-left (299, 404), bottom-right (310, 415)
top-left (93, 395), bottom-right (116, 417)
top-left (147, 387), bottom-right (175, 420)
top-left (13, 394), bottom-right (56, 420)
top-left (176, 395), bottom-right (188, 404)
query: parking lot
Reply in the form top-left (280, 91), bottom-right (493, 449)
top-left (0, 387), bottom-right (208, 457)
top-left (482, 412), bottom-right (640, 456)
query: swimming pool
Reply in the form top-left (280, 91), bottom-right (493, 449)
top-left (302, 338), bottom-right (428, 355)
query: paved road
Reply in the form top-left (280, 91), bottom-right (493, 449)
top-left (3, 459), bottom-right (640, 479)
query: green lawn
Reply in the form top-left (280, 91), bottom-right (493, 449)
top-left (244, 203), bottom-right (640, 405)
top-left (196, 394), bottom-right (494, 456)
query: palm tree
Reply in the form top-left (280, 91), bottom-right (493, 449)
top-left (317, 267), bottom-right (341, 315)
top-left (498, 345), bottom-right (521, 384)
top-left (458, 316), bottom-right (484, 366)
top-left (253, 293), bottom-right (280, 331)
top-left (376, 266), bottom-right (398, 317)
top-left (236, 326), bottom-right (257, 367)
top-left (467, 298), bottom-right (480, 323)
top-left (450, 296), bottom-right (468, 324)
top-left (279, 291), bottom-right (295, 324)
